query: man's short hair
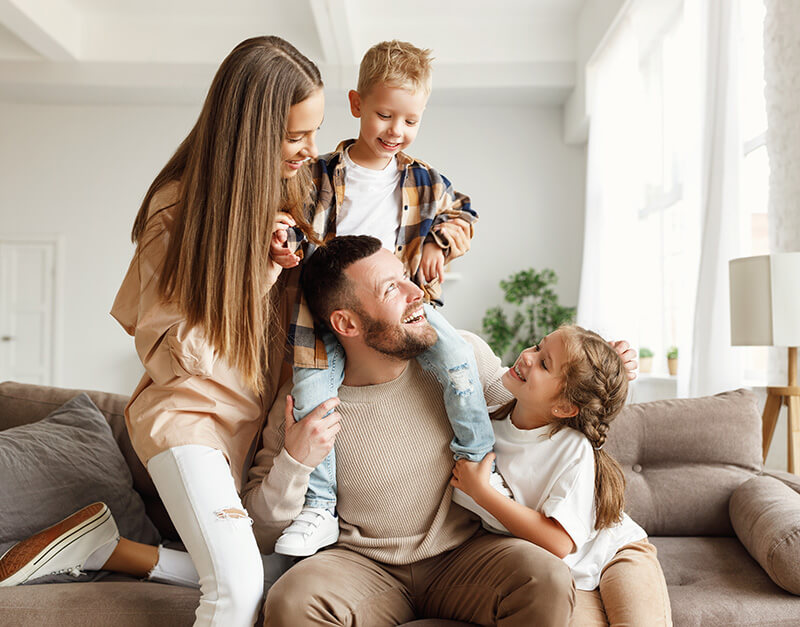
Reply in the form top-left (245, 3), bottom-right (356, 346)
top-left (357, 40), bottom-right (433, 97)
top-left (302, 235), bottom-right (383, 331)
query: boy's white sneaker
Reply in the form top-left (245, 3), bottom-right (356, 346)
top-left (452, 470), bottom-right (513, 534)
top-left (274, 507), bottom-right (339, 557)
top-left (0, 502), bottom-right (120, 586)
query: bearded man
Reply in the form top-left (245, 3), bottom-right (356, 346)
top-left (243, 235), bottom-right (576, 627)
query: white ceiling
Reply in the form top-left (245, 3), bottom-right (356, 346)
top-left (0, 0), bottom-right (589, 106)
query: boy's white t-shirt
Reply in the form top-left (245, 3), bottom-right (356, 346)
top-left (492, 416), bottom-right (647, 591)
top-left (336, 147), bottom-right (403, 250)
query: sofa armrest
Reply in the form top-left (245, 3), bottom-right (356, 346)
top-left (730, 475), bottom-right (800, 595)
top-left (761, 468), bottom-right (800, 495)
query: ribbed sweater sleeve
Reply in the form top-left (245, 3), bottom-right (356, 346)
top-left (243, 380), bottom-right (313, 554)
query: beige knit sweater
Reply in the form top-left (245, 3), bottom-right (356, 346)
top-left (243, 332), bottom-right (512, 565)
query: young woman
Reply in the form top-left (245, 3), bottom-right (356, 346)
top-left (113, 35), bottom-right (326, 627)
top-left (450, 326), bottom-right (672, 626)
top-left (0, 36), bottom-right (326, 627)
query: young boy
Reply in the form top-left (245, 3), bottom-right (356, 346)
top-left (270, 40), bottom-right (509, 556)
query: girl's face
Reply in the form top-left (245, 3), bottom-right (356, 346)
top-left (281, 87), bottom-right (325, 178)
top-left (502, 330), bottom-right (571, 428)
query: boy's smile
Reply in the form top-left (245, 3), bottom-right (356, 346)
top-left (347, 83), bottom-right (428, 170)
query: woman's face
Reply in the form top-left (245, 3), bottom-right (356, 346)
top-left (501, 330), bottom-right (569, 423)
top-left (281, 87), bottom-right (325, 178)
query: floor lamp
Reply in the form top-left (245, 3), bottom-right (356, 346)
top-left (730, 253), bottom-right (800, 475)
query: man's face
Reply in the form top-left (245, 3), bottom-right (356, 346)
top-left (344, 249), bottom-right (437, 359)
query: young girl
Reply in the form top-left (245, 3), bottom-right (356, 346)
top-left (450, 325), bottom-right (672, 627)
top-left (0, 36), bottom-right (327, 627)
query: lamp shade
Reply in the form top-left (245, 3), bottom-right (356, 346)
top-left (729, 253), bottom-right (800, 347)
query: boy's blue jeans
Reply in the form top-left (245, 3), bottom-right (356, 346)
top-left (291, 303), bottom-right (495, 510)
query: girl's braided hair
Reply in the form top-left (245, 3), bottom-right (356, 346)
top-left (554, 325), bottom-right (629, 529)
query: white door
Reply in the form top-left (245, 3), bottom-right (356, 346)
top-left (0, 239), bottom-right (59, 385)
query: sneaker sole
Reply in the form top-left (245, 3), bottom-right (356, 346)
top-left (0, 502), bottom-right (109, 586)
top-left (274, 529), bottom-right (339, 557)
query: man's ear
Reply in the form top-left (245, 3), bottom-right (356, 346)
top-left (330, 309), bottom-right (359, 338)
top-left (552, 401), bottom-right (579, 420)
top-left (348, 90), bottom-right (362, 118)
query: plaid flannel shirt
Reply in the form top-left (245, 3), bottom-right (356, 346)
top-left (284, 139), bottom-right (478, 369)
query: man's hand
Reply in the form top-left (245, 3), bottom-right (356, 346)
top-left (420, 242), bottom-right (445, 284)
top-left (450, 452), bottom-right (495, 504)
top-left (270, 212), bottom-right (300, 270)
top-left (434, 217), bottom-right (471, 261)
top-left (610, 340), bottom-right (638, 381)
top-left (283, 395), bottom-right (341, 468)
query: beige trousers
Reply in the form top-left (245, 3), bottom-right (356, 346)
top-left (571, 538), bottom-right (672, 627)
top-left (265, 530), bottom-right (575, 626)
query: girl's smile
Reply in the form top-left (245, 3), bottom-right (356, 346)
top-left (501, 331), bottom-right (574, 429)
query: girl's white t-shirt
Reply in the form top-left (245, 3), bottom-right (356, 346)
top-left (493, 416), bottom-right (646, 590)
top-left (336, 147), bottom-right (403, 251)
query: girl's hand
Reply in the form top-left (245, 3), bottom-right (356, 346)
top-left (450, 452), bottom-right (496, 503)
top-left (283, 395), bottom-right (341, 468)
top-left (270, 212), bottom-right (300, 270)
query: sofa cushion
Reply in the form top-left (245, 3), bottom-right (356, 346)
top-left (0, 394), bottom-right (160, 563)
top-left (653, 536), bottom-right (800, 626)
top-left (0, 381), bottom-right (177, 541)
top-left (730, 475), bottom-right (800, 595)
top-left (606, 389), bottom-right (762, 536)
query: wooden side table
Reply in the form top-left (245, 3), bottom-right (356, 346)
top-left (762, 346), bottom-right (800, 475)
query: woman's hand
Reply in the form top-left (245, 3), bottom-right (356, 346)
top-left (270, 213), bottom-right (300, 267)
top-left (283, 395), bottom-right (341, 468)
top-left (266, 213), bottom-right (299, 286)
top-left (450, 452), bottom-right (495, 504)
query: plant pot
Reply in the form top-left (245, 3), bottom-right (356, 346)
top-left (639, 357), bottom-right (653, 373)
top-left (667, 358), bottom-right (678, 376)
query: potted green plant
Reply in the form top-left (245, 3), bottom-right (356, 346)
top-left (638, 347), bottom-right (654, 373)
top-left (667, 346), bottom-right (678, 375)
top-left (481, 268), bottom-right (576, 366)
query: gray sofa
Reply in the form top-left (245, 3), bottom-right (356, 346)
top-left (1, 381), bottom-right (800, 626)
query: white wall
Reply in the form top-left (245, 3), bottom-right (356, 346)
top-left (0, 99), bottom-right (585, 394)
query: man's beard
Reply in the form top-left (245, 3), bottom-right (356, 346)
top-left (358, 306), bottom-right (438, 360)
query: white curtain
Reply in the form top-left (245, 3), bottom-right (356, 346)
top-left (764, 0), bottom-right (800, 385)
top-left (577, 0), bottom-right (746, 398)
top-left (686, 0), bottom-right (743, 397)
top-left (576, 18), bottom-right (645, 342)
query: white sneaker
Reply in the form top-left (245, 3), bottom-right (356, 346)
top-left (452, 470), bottom-right (513, 534)
top-left (0, 502), bottom-right (120, 586)
top-left (274, 507), bottom-right (339, 557)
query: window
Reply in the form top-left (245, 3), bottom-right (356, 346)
top-left (635, 10), bottom-right (698, 376)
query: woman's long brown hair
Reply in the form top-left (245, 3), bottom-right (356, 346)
top-left (131, 36), bottom-right (322, 393)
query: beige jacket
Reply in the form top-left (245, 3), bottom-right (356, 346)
top-left (111, 181), bottom-right (287, 490)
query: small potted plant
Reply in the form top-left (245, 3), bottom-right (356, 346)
top-left (638, 347), bottom-right (653, 373)
top-left (667, 346), bottom-right (678, 375)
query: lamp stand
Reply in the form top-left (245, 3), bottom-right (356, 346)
top-left (762, 346), bottom-right (800, 475)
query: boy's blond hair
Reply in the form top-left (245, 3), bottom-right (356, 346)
top-left (357, 40), bottom-right (433, 96)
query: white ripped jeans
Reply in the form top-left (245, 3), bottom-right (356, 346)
top-left (147, 445), bottom-right (265, 627)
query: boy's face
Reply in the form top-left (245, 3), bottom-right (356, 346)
top-left (348, 83), bottom-right (428, 169)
